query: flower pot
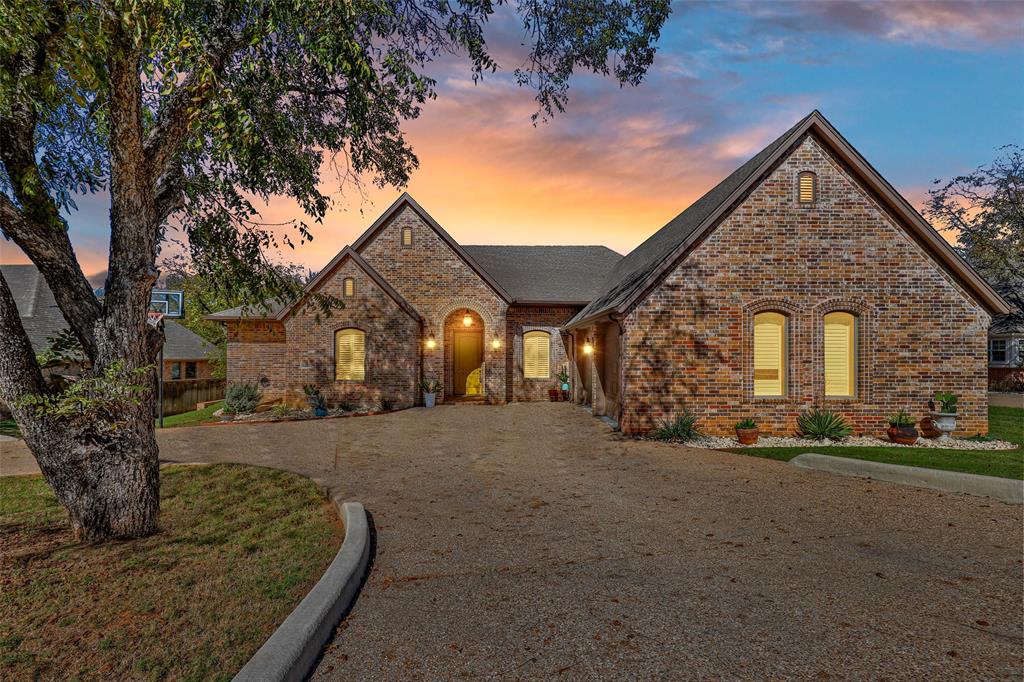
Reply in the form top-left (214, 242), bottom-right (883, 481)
top-left (887, 425), bottom-right (919, 445)
top-left (929, 412), bottom-right (956, 441)
top-left (735, 427), bottom-right (759, 445)
top-left (424, 392), bottom-right (437, 408)
top-left (548, 388), bottom-right (560, 402)
top-left (919, 417), bottom-right (941, 439)
top-left (561, 389), bottom-right (570, 401)
top-left (314, 407), bottom-right (328, 417)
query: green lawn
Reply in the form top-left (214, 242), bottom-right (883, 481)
top-left (0, 463), bottom-right (343, 680)
top-left (729, 405), bottom-right (1024, 480)
top-left (0, 420), bottom-right (19, 439)
top-left (158, 400), bottom-right (224, 428)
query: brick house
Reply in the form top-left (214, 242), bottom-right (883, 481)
top-left (210, 111), bottom-right (1010, 436)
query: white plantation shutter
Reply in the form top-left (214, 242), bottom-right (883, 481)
top-left (824, 312), bottom-right (856, 397)
top-left (523, 331), bottom-right (551, 379)
top-left (753, 312), bottom-right (786, 397)
top-left (335, 329), bottom-right (366, 381)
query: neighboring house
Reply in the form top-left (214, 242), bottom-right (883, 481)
top-left (209, 111), bottom-right (1011, 436)
top-left (3, 264), bottom-right (216, 380)
top-left (988, 284), bottom-right (1023, 390)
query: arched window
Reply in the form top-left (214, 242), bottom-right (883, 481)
top-left (335, 329), bottom-right (366, 381)
top-left (523, 330), bottom-right (551, 379)
top-left (823, 312), bottom-right (857, 397)
top-left (401, 226), bottom-right (413, 246)
top-left (798, 171), bottom-right (816, 204)
top-left (343, 277), bottom-right (355, 297)
top-left (753, 312), bottom-right (787, 397)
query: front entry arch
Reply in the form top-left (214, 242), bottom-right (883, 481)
top-left (445, 308), bottom-right (485, 398)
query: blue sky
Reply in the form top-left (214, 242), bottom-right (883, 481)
top-left (2, 0), bottom-right (1022, 277)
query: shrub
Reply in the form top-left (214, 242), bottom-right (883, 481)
top-left (887, 410), bottom-right (915, 427)
top-left (337, 399), bottom-right (356, 412)
top-left (272, 404), bottom-right (292, 417)
top-left (735, 418), bottom-right (757, 430)
top-left (225, 383), bottom-right (261, 414)
top-left (797, 408), bottom-right (852, 440)
top-left (419, 377), bottom-right (443, 394)
top-left (990, 374), bottom-right (1024, 393)
top-left (649, 409), bottom-right (701, 442)
top-left (377, 397), bottom-right (395, 412)
top-left (934, 391), bottom-right (958, 413)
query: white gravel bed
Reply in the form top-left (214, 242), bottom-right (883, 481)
top-left (680, 434), bottom-right (1018, 451)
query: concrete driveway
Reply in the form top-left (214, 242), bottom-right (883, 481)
top-left (3, 403), bottom-right (1022, 678)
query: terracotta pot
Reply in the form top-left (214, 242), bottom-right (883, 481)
top-left (736, 427), bottom-right (759, 445)
top-left (919, 417), bottom-right (941, 439)
top-left (887, 425), bottom-right (919, 445)
top-left (548, 389), bottom-right (560, 402)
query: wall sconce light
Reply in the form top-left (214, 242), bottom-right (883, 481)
top-left (582, 342), bottom-right (594, 355)
top-left (463, 314), bottom-right (473, 327)
top-left (425, 335), bottom-right (437, 350)
top-left (491, 338), bottom-right (501, 350)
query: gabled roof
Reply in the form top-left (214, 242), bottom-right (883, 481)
top-left (350, 193), bottom-right (513, 302)
top-left (463, 245), bottom-right (621, 304)
top-left (204, 247), bottom-right (421, 322)
top-left (567, 110), bottom-right (1011, 328)
top-left (2, 264), bottom-right (214, 358)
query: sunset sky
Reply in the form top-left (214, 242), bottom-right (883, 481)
top-left (2, 0), bottom-right (1022, 281)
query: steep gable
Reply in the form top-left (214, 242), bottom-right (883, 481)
top-left (569, 110), bottom-right (1010, 328)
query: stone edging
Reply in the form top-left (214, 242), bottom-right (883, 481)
top-left (195, 406), bottom-right (412, 428)
top-left (233, 499), bottom-right (370, 682)
top-left (790, 453), bottom-right (1023, 504)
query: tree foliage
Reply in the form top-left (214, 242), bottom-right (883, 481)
top-left (924, 144), bottom-right (1024, 312)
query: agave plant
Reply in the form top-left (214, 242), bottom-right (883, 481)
top-left (649, 409), bottom-right (702, 442)
top-left (797, 408), bottom-right (852, 440)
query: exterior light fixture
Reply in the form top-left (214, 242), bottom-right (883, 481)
top-left (583, 342), bottom-right (594, 355)
top-left (491, 338), bottom-right (501, 350)
top-left (426, 336), bottom-right (437, 350)
top-left (463, 314), bottom-right (473, 327)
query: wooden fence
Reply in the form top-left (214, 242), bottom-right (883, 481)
top-left (160, 378), bottom-right (225, 416)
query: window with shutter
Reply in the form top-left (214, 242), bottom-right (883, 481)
top-left (799, 171), bottom-right (816, 203)
top-left (753, 312), bottom-right (787, 397)
top-left (823, 312), bottom-right (856, 397)
top-left (335, 329), bottom-right (366, 381)
top-left (343, 277), bottom-right (354, 297)
top-left (523, 331), bottom-right (551, 379)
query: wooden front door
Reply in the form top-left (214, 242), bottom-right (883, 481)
top-left (452, 330), bottom-right (483, 395)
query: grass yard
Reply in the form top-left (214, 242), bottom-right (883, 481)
top-left (0, 419), bottom-right (19, 439)
top-left (0, 464), bottom-right (343, 680)
top-left (158, 400), bottom-right (224, 428)
top-left (729, 406), bottom-right (1024, 480)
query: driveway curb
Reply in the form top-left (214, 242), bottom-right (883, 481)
top-left (790, 453), bottom-right (1023, 504)
top-left (234, 499), bottom-right (370, 682)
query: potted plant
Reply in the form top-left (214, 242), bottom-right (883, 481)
top-left (886, 410), bottom-right (919, 445)
top-left (556, 369), bottom-right (570, 401)
top-left (548, 385), bottom-right (560, 402)
top-left (735, 418), bottom-right (759, 445)
top-left (420, 377), bottom-right (442, 408)
top-left (303, 384), bottom-right (328, 417)
top-left (929, 392), bottom-right (958, 441)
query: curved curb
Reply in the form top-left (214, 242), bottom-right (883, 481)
top-left (234, 500), bottom-right (370, 682)
top-left (790, 453), bottom-right (1023, 504)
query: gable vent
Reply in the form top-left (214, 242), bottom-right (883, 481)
top-left (799, 172), bottom-right (816, 203)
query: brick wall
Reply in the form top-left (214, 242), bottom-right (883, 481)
top-left (506, 305), bottom-right (577, 401)
top-left (359, 205), bottom-right (509, 403)
top-left (225, 321), bottom-right (287, 398)
top-left (619, 133), bottom-right (992, 437)
top-left (284, 258), bottom-right (420, 408)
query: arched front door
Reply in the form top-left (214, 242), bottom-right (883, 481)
top-left (445, 308), bottom-right (485, 397)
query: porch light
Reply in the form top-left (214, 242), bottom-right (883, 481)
top-left (426, 336), bottom-right (437, 350)
top-left (583, 342), bottom-right (594, 355)
top-left (491, 338), bottom-right (501, 350)
top-left (463, 314), bottom-right (473, 327)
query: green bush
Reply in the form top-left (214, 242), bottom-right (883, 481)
top-left (934, 391), bottom-right (958, 413)
top-left (650, 409), bottom-right (701, 442)
top-left (225, 383), bottom-right (261, 414)
top-left (797, 408), bottom-right (852, 440)
top-left (377, 397), bottom-right (395, 411)
top-left (887, 410), bottom-right (915, 427)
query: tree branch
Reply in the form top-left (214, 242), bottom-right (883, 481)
top-left (0, 269), bottom-right (46, 405)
